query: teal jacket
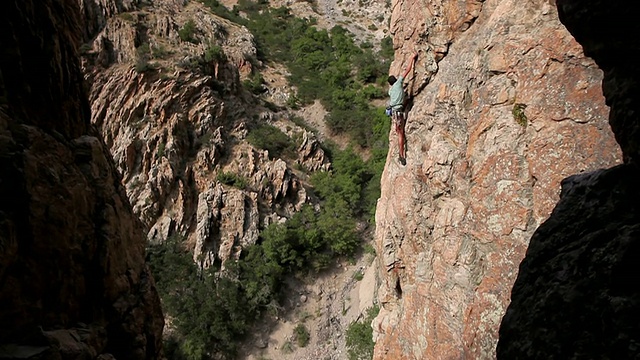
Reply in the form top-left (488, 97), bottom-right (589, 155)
top-left (388, 75), bottom-right (405, 110)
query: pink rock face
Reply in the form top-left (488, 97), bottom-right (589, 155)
top-left (374, 0), bottom-right (622, 358)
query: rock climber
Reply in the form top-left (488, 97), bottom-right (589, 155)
top-left (388, 52), bottom-right (418, 165)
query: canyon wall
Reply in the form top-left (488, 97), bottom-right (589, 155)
top-left (0, 0), bottom-right (164, 358)
top-left (4, 0), bottom-right (632, 358)
top-left (498, 0), bottom-right (640, 357)
top-left (373, 0), bottom-right (623, 358)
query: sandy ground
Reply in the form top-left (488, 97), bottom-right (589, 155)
top-left (241, 247), bottom-right (378, 360)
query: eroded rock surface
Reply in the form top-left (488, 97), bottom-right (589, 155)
top-left (82, 1), bottom-right (328, 267)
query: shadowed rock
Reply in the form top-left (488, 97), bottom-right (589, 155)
top-left (0, 0), bottom-right (164, 358)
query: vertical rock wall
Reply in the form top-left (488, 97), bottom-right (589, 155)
top-left (373, 0), bottom-right (622, 358)
top-left (79, 0), bottom-right (139, 40)
top-left (0, 0), bottom-right (164, 358)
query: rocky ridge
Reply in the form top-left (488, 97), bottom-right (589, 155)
top-left (80, 0), bottom-right (395, 358)
top-left (80, 1), bottom-right (381, 358)
top-left (82, 0), bottom-right (330, 268)
top-left (268, 0), bottom-right (391, 46)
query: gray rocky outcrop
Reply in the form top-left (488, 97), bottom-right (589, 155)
top-left (82, 1), bottom-right (326, 268)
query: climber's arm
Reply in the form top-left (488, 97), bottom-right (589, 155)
top-left (402, 52), bottom-right (418, 78)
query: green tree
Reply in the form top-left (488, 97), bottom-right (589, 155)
top-left (239, 245), bottom-right (283, 311)
top-left (204, 43), bottom-right (225, 62)
top-left (147, 238), bottom-right (256, 359)
top-left (318, 197), bottom-right (359, 256)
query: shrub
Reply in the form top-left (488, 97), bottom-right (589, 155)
top-left (243, 72), bottom-right (266, 94)
top-left (177, 56), bottom-right (202, 71)
top-left (346, 305), bottom-right (379, 360)
top-left (135, 43), bottom-right (154, 73)
top-left (147, 238), bottom-right (257, 359)
top-left (363, 243), bottom-right (376, 256)
top-left (286, 94), bottom-right (300, 109)
top-left (353, 270), bottom-right (364, 281)
top-left (135, 58), bottom-right (153, 72)
top-left (290, 115), bottom-right (310, 131)
top-left (199, 0), bottom-right (244, 23)
top-left (137, 43), bottom-right (151, 57)
top-left (204, 43), bottom-right (226, 62)
top-left (217, 171), bottom-right (248, 189)
top-left (179, 19), bottom-right (197, 43)
top-left (156, 141), bottom-right (165, 158)
top-left (238, 244), bottom-right (283, 311)
top-left (355, 49), bottom-right (387, 84)
top-left (512, 103), bottom-right (527, 126)
top-left (362, 85), bottom-right (386, 100)
top-left (281, 340), bottom-right (294, 354)
top-left (247, 123), bottom-right (296, 159)
top-left (118, 12), bottom-right (134, 21)
top-left (294, 324), bottom-right (310, 347)
top-left (380, 36), bottom-right (394, 60)
top-left (152, 43), bottom-right (169, 59)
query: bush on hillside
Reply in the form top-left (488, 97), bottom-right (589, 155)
top-left (247, 123), bottom-right (297, 159)
top-left (217, 171), bottom-right (248, 189)
top-left (179, 19), bottom-right (198, 43)
top-left (294, 324), bottom-right (310, 347)
top-left (147, 237), bottom-right (249, 359)
top-left (346, 305), bottom-right (380, 360)
top-left (204, 43), bottom-right (226, 62)
top-left (243, 71), bottom-right (266, 94)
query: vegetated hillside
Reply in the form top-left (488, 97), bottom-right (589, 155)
top-left (80, 0), bottom-right (393, 358)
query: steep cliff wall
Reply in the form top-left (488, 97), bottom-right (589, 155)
top-left (0, 1), bottom-right (164, 358)
top-left (373, 0), bottom-right (622, 358)
top-left (498, 0), bottom-right (640, 357)
top-left (80, 0), bottom-right (139, 40)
